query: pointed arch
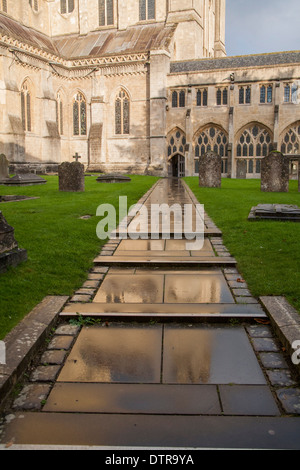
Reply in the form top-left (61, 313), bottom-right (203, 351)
top-left (235, 122), bottom-right (273, 175)
top-left (73, 91), bottom-right (87, 136)
top-left (115, 88), bottom-right (130, 135)
top-left (193, 123), bottom-right (229, 174)
top-left (167, 127), bottom-right (186, 160)
top-left (280, 121), bottom-right (300, 155)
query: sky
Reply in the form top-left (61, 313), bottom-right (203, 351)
top-left (225, 0), bottom-right (300, 57)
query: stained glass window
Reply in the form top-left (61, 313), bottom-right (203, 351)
top-left (99, 0), bottom-right (114, 26)
top-left (73, 92), bottom-right (87, 136)
top-left (216, 88), bottom-right (228, 106)
top-left (115, 89), bottom-right (130, 135)
top-left (260, 85), bottom-right (266, 103)
top-left (21, 81), bottom-right (32, 132)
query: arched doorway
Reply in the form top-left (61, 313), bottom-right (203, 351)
top-left (168, 154), bottom-right (185, 177)
top-left (167, 128), bottom-right (186, 177)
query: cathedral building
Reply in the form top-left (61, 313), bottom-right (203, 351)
top-left (0, 0), bottom-right (299, 178)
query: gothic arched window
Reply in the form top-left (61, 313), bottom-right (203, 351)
top-left (99, 0), bottom-right (114, 26)
top-left (139, 0), bottom-right (155, 21)
top-left (115, 89), bottom-right (130, 135)
top-left (56, 92), bottom-right (64, 135)
top-left (280, 122), bottom-right (300, 155)
top-left (73, 92), bottom-right (87, 136)
top-left (236, 124), bottom-right (272, 174)
top-left (21, 80), bottom-right (32, 132)
top-left (60, 0), bottom-right (75, 14)
top-left (167, 128), bottom-right (186, 160)
top-left (194, 125), bottom-right (228, 174)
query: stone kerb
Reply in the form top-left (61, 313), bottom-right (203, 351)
top-left (58, 162), bottom-right (85, 192)
top-left (199, 150), bottom-right (222, 188)
top-left (261, 151), bottom-right (289, 192)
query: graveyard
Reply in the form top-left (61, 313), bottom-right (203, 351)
top-left (0, 168), bottom-right (299, 341)
top-left (0, 173), bottom-right (158, 339)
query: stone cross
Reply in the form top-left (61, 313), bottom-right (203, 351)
top-left (73, 152), bottom-right (81, 163)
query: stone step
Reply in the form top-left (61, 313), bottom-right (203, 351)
top-left (1, 412), bottom-right (300, 449)
top-left (43, 383), bottom-right (279, 417)
top-left (93, 256), bottom-right (237, 267)
top-left (60, 302), bottom-right (266, 319)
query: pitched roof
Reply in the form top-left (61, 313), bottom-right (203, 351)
top-left (0, 13), bottom-right (176, 59)
top-left (170, 51), bottom-right (300, 74)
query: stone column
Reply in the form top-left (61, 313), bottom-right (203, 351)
top-left (148, 50), bottom-right (170, 176)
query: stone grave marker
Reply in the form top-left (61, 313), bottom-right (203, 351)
top-left (199, 150), bottom-right (221, 188)
top-left (248, 204), bottom-right (300, 222)
top-left (0, 154), bottom-right (9, 183)
top-left (261, 151), bottom-right (289, 192)
top-left (58, 158), bottom-right (85, 192)
top-left (0, 211), bottom-right (27, 273)
top-left (236, 159), bottom-right (247, 179)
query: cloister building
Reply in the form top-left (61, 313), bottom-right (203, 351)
top-left (0, 0), bottom-right (300, 178)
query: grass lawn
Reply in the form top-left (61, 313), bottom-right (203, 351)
top-left (0, 174), bottom-right (158, 339)
top-left (184, 177), bottom-right (300, 315)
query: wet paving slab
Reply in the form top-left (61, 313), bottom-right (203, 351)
top-left (55, 323), bottom-right (266, 386)
top-left (93, 271), bottom-right (235, 304)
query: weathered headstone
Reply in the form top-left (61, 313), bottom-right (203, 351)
top-left (199, 150), bottom-right (221, 188)
top-left (236, 159), bottom-right (247, 179)
top-left (0, 154), bottom-right (9, 183)
top-left (58, 161), bottom-right (85, 192)
top-left (0, 211), bottom-right (27, 273)
top-left (261, 151), bottom-right (289, 192)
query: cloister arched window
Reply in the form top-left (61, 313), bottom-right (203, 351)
top-left (21, 80), bottom-right (32, 132)
top-left (139, 0), bottom-right (155, 21)
top-left (167, 128), bottom-right (186, 158)
top-left (280, 122), bottom-right (300, 155)
top-left (56, 91), bottom-right (64, 135)
top-left (194, 125), bottom-right (228, 174)
top-left (236, 124), bottom-right (272, 174)
top-left (60, 0), bottom-right (75, 14)
top-left (115, 89), bottom-right (130, 135)
top-left (73, 92), bottom-right (87, 136)
top-left (99, 0), bottom-right (114, 26)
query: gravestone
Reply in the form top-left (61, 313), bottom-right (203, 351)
top-left (96, 174), bottom-right (131, 183)
top-left (3, 173), bottom-right (47, 186)
top-left (58, 161), bottom-right (85, 192)
top-left (0, 154), bottom-right (9, 183)
top-left (248, 204), bottom-right (300, 222)
top-left (236, 159), bottom-right (247, 179)
top-left (199, 150), bottom-right (221, 188)
top-left (0, 211), bottom-right (27, 273)
top-left (261, 151), bottom-right (289, 192)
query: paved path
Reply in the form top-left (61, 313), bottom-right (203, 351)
top-left (1, 179), bottom-right (300, 450)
